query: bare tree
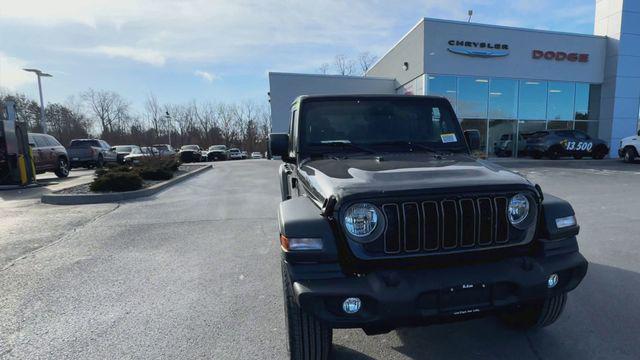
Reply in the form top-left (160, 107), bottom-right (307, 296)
top-left (334, 54), bottom-right (356, 76)
top-left (144, 92), bottom-right (163, 138)
top-left (195, 101), bottom-right (217, 146)
top-left (317, 63), bottom-right (330, 74)
top-left (358, 52), bottom-right (378, 74)
top-left (217, 103), bottom-right (236, 147)
top-left (81, 89), bottom-right (130, 135)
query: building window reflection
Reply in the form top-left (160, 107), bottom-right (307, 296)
top-left (489, 79), bottom-right (518, 119)
top-left (489, 120), bottom-right (519, 157)
top-left (427, 75), bottom-right (457, 109)
top-left (457, 77), bottom-right (488, 119)
top-left (547, 82), bottom-right (575, 120)
top-left (519, 80), bottom-right (547, 120)
top-left (426, 75), bottom-right (601, 158)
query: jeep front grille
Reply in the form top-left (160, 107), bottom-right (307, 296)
top-left (379, 196), bottom-right (511, 255)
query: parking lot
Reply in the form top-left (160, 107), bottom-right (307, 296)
top-left (1, 159), bottom-right (639, 359)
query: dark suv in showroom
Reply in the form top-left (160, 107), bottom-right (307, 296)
top-left (28, 132), bottom-right (70, 178)
top-left (526, 129), bottom-right (609, 160)
top-left (270, 95), bottom-right (588, 360)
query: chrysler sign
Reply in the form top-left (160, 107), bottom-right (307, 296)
top-left (532, 50), bottom-right (589, 62)
top-left (447, 40), bottom-right (509, 58)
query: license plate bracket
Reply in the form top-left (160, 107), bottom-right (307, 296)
top-left (439, 283), bottom-right (491, 313)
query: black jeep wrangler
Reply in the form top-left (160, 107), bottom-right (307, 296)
top-left (270, 95), bottom-right (587, 360)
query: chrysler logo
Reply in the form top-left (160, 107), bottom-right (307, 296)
top-left (447, 40), bottom-right (509, 58)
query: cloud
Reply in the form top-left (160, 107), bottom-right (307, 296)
top-left (86, 46), bottom-right (166, 66)
top-left (194, 70), bottom-right (217, 83)
top-left (0, 52), bottom-right (35, 90)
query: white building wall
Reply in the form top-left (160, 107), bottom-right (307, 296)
top-left (366, 20), bottom-right (425, 86)
top-left (268, 73), bottom-right (396, 133)
top-left (595, 0), bottom-right (640, 156)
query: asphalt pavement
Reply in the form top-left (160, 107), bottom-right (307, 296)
top-left (1, 159), bottom-right (639, 359)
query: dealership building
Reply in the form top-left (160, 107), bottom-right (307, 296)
top-left (269, 0), bottom-right (640, 158)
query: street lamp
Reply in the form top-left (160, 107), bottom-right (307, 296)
top-left (164, 111), bottom-right (172, 146)
top-left (23, 68), bottom-right (52, 133)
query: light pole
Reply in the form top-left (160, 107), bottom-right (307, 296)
top-left (164, 111), bottom-right (172, 146)
top-left (23, 68), bottom-right (52, 133)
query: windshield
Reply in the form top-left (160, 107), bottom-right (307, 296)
top-left (153, 145), bottom-right (169, 151)
top-left (69, 139), bottom-right (100, 147)
top-left (210, 145), bottom-right (227, 151)
top-left (181, 145), bottom-right (199, 151)
top-left (299, 98), bottom-right (464, 156)
top-left (229, 148), bottom-right (240, 153)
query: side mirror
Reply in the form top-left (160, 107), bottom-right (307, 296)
top-left (464, 129), bottom-right (481, 151)
top-left (269, 133), bottom-right (289, 159)
top-left (29, 143), bottom-right (36, 148)
top-left (637, 129), bottom-right (640, 136)
top-left (110, 147), bottom-right (116, 151)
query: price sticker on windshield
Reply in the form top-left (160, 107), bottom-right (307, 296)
top-left (441, 133), bottom-right (457, 143)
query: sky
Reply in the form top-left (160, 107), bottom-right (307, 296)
top-left (0, 0), bottom-right (596, 112)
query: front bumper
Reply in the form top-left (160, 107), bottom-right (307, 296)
top-left (292, 250), bottom-right (587, 330)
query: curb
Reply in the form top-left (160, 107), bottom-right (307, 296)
top-left (41, 165), bottom-right (212, 205)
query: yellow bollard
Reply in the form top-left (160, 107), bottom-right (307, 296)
top-left (17, 154), bottom-right (28, 185)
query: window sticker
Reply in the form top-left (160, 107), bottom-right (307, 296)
top-left (441, 133), bottom-right (457, 143)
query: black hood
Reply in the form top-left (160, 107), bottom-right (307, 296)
top-left (298, 153), bottom-right (534, 202)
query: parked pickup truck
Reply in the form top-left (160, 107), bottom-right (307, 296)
top-left (618, 130), bottom-right (640, 163)
top-left (67, 139), bottom-right (118, 168)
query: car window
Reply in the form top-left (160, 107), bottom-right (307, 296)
top-left (33, 134), bottom-right (49, 148)
top-left (100, 140), bottom-right (111, 149)
top-left (47, 135), bottom-right (62, 146)
top-left (114, 146), bottom-right (133, 152)
top-left (574, 131), bottom-right (589, 140)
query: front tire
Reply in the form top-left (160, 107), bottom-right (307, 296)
top-left (592, 145), bottom-right (608, 160)
top-left (282, 261), bottom-right (332, 360)
top-left (623, 147), bottom-right (637, 163)
top-left (547, 146), bottom-right (562, 160)
top-left (54, 157), bottom-right (70, 178)
top-left (96, 155), bottom-right (105, 168)
top-left (500, 293), bottom-right (567, 329)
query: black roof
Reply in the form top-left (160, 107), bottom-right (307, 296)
top-left (293, 94), bottom-right (447, 105)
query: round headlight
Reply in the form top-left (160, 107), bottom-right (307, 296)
top-left (508, 193), bottom-right (530, 225)
top-left (344, 203), bottom-right (380, 239)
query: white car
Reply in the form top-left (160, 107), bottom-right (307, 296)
top-left (251, 151), bottom-right (262, 159)
top-left (228, 148), bottom-right (243, 160)
top-left (124, 146), bottom-right (160, 165)
top-left (619, 130), bottom-right (640, 163)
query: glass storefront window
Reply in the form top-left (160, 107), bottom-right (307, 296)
top-left (547, 82), bottom-right (575, 120)
top-left (489, 120), bottom-right (518, 157)
top-left (575, 121), bottom-right (599, 138)
top-left (457, 77), bottom-right (488, 118)
top-left (547, 121), bottom-right (574, 130)
top-left (519, 80), bottom-right (547, 120)
top-left (519, 120), bottom-right (546, 138)
top-left (425, 74), bottom-right (602, 158)
top-left (489, 79), bottom-right (518, 119)
top-left (575, 83), bottom-right (589, 120)
top-left (427, 75), bottom-right (457, 110)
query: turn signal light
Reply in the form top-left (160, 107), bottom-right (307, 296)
top-left (279, 235), bottom-right (323, 251)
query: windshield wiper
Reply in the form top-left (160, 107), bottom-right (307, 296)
top-left (308, 140), bottom-right (377, 154)
top-left (373, 140), bottom-right (444, 153)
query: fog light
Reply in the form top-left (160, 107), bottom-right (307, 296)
top-left (548, 273), bottom-right (559, 288)
top-left (342, 297), bottom-right (361, 314)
